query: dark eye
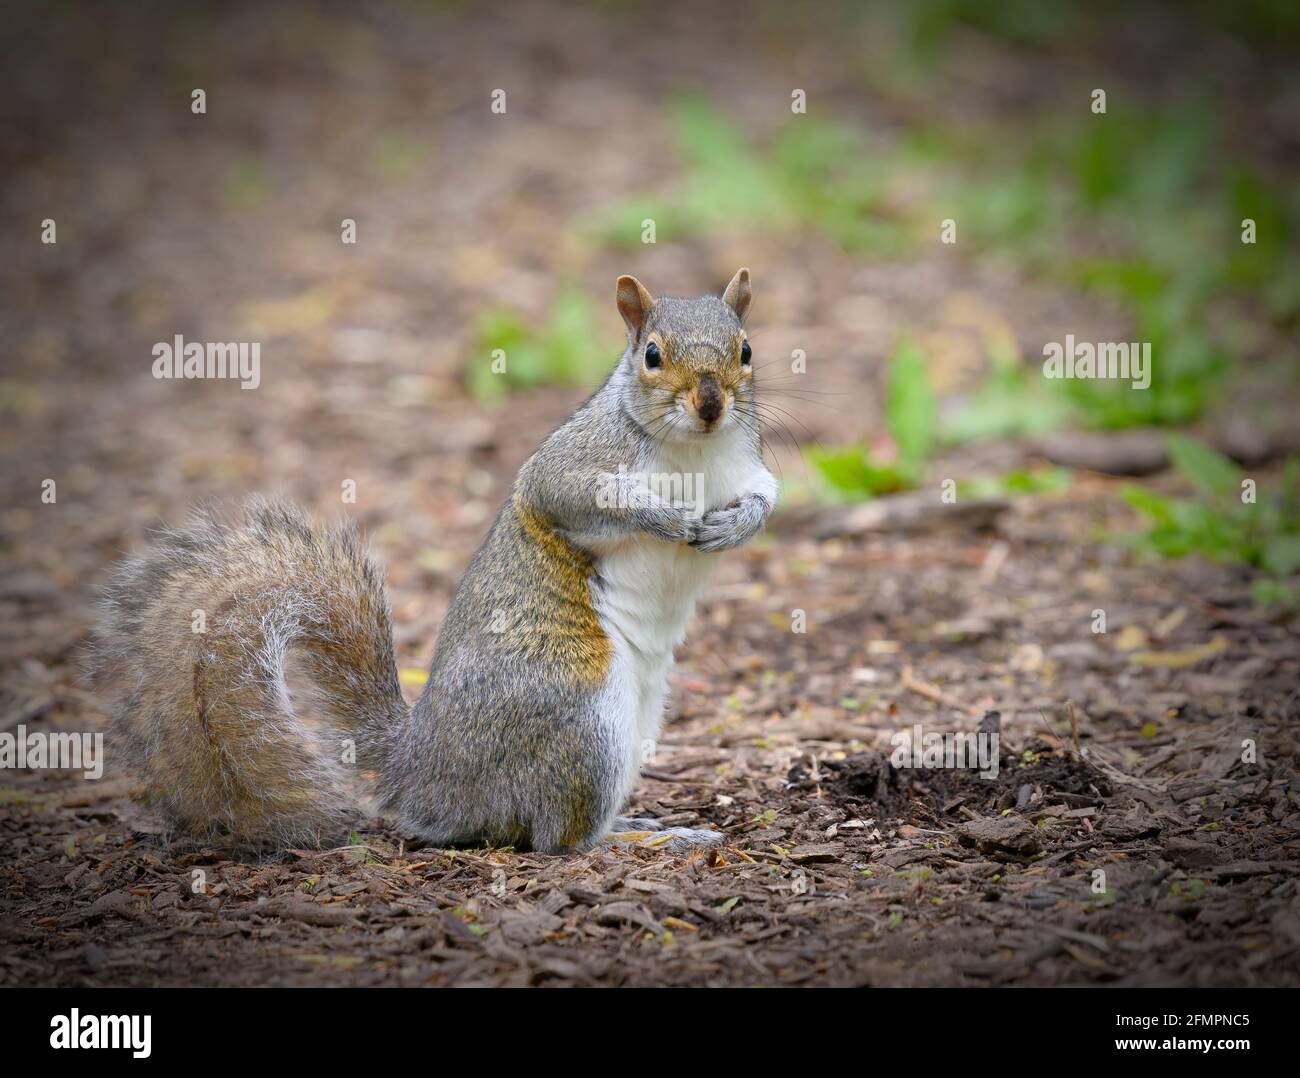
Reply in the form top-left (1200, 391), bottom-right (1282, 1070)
top-left (740, 340), bottom-right (752, 365)
top-left (644, 342), bottom-right (661, 369)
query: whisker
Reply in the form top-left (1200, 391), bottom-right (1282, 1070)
top-left (747, 399), bottom-right (821, 444)
top-left (735, 404), bottom-right (807, 479)
top-left (729, 408), bottom-right (786, 487)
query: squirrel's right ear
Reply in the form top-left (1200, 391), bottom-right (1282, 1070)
top-left (722, 267), bottom-right (752, 323)
top-left (616, 275), bottom-right (655, 339)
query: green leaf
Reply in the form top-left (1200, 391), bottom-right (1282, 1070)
top-left (886, 337), bottom-right (936, 479)
top-left (1166, 435), bottom-right (1242, 499)
top-left (810, 446), bottom-right (908, 499)
top-left (468, 286), bottom-right (619, 399)
top-left (811, 447), bottom-right (873, 494)
top-left (1252, 579), bottom-right (1300, 608)
top-left (1121, 485), bottom-right (1177, 527)
top-left (944, 362), bottom-right (1072, 443)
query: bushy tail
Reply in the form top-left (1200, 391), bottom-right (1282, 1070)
top-left (94, 497), bottom-right (407, 848)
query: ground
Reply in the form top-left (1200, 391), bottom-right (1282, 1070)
top-left (1, 1), bottom-right (1298, 987)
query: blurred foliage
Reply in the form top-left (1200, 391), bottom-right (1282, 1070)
top-left (1122, 437), bottom-right (1300, 577)
top-left (937, 98), bottom-right (1293, 435)
top-left (593, 87), bottom-right (1298, 433)
top-left (885, 336), bottom-right (937, 479)
top-left (895, 0), bottom-right (1300, 55)
top-left (944, 314), bottom-right (1229, 438)
top-left (1062, 322), bottom-right (1226, 431)
top-left (959, 467), bottom-right (1073, 501)
top-left (467, 285), bottom-right (619, 400)
top-left (943, 343), bottom-right (1073, 443)
top-left (811, 337), bottom-right (935, 497)
top-left (808, 444), bottom-right (912, 499)
top-left (592, 98), bottom-right (907, 255)
top-left (597, 90), bottom-right (1299, 309)
top-left (481, 3), bottom-right (1300, 612)
top-left (1250, 577), bottom-right (1300, 610)
top-left (811, 337), bottom-right (1073, 503)
top-left (978, 120), bottom-right (1287, 429)
top-left (901, 0), bottom-right (1082, 56)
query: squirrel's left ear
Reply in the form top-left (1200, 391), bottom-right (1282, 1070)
top-left (722, 267), bottom-right (752, 322)
top-left (616, 275), bottom-right (656, 339)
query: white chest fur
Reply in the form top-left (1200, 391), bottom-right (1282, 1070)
top-left (589, 427), bottom-right (774, 794)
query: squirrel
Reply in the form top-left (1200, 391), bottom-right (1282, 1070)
top-left (94, 268), bottom-right (777, 854)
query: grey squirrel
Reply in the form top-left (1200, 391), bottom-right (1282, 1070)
top-left (95, 269), bottom-right (777, 853)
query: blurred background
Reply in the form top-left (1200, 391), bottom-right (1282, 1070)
top-left (3, 0), bottom-right (1300, 989)
top-left (2, 0), bottom-right (1300, 658)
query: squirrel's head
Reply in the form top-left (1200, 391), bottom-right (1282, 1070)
top-left (615, 268), bottom-right (754, 442)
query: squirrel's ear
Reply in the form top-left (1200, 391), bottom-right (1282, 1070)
top-left (722, 267), bottom-right (752, 322)
top-left (616, 275), bottom-right (655, 338)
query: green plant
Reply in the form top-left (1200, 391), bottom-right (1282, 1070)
top-left (1251, 578), bottom-right (1300, 609)
top-left (944, 345), bottom-right (1073, 444)
top-left (813, 339), bottom-right (1076, 503)
top-left (1062, 311), bottom-right (1227, 431)
top-left (1122, 436), bottom-right (1300, 576)
top-left (945, 295), bottom-right (1228, 439)
top-left (591, 99), bottom-right (906, 254)
top-left (886, 336), bottom-right (937, 478)
top-left (810, 336), bottom-right (936, 498)
top-left (935, 100), bottom-right (1296, 434)
top-left (466, 285), bottom-right (619, 400)
top-left (810, 446), bottom-right (912, 499)
top-left (959, 467), bottom-right (1072, 501)
top-left (902, 0), bottom-right (1080, 58)
top-left (1222, 167), bottom-right (1300, 322)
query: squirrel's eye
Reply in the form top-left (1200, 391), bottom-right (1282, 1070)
top-left (644, 342), bottom-right (662, 369)
top-left (741, 341), bottom-right (752, 365)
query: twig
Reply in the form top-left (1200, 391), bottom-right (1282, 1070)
top-left (900, 666), bottom-right (981, 717)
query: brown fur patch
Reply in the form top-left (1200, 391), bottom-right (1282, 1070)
top-left (513, 497), bottom-right (613, 685)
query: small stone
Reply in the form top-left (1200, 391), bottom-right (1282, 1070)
top-left (957, 816), bottom-right (1041, 858)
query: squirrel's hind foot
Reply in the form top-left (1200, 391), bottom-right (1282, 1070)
top-left (605, 825), bottom-right (725, 852)
top-left (611, 815), bottom-right (667, 832)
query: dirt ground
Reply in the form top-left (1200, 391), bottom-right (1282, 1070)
top-left (1, 2), bottom-right (1298, 987)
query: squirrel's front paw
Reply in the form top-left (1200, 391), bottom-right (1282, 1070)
top-left (689, 498), bottom-right (765, 553)
top-left (664, 513), bottom-right (697, 544)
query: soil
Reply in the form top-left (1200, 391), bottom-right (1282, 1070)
top-left (1, 1), bottom-right (1297, 987)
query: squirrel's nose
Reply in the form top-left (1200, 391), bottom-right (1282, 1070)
top-left (695, 375), bottom-right (723, 425)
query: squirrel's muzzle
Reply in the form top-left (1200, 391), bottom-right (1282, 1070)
top-left (694, 373), bottom-right (724, 426)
